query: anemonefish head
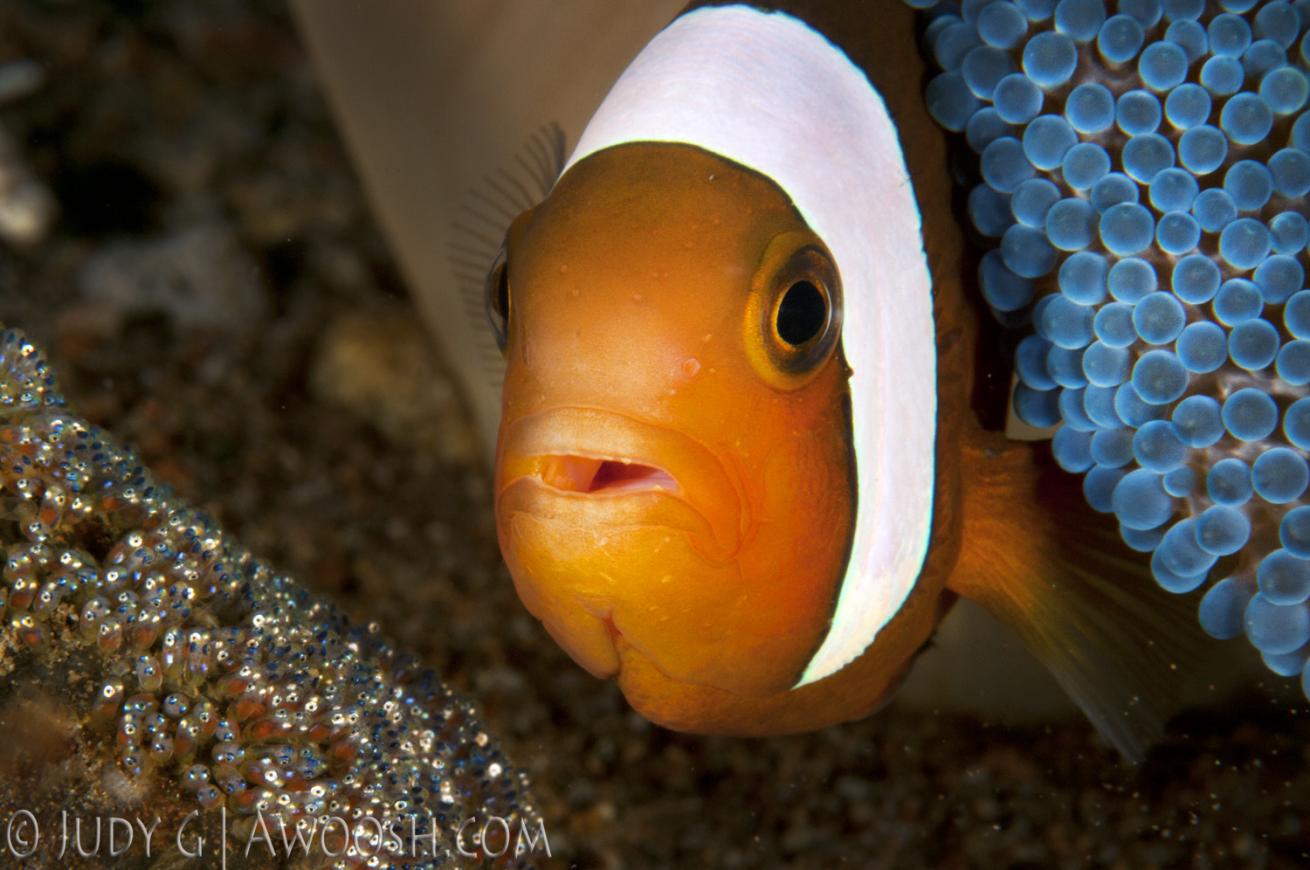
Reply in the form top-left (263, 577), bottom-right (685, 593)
top-left (495, 142), bottom-right (856, 693)
top-left (491, 5), bottom-right (944, 735)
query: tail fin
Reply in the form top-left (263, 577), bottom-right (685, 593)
top-left (950, 433), bottom-right (1217, 761)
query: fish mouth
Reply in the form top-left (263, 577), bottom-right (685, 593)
top-left (495, 406), bottom-right (750, 682)
top-left (523, 454), bottom-right (680, 497)
top-left (495, 406), bottom-right (745, 559)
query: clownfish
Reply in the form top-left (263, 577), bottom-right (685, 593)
top-left (485, 1), bottom-right (1224, 759)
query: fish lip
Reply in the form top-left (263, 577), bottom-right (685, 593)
top-left (526, 451), bottom-right (682, 498)
top-left (496, 406), bottom-right (745, 557)
top-left (575, 606), bottom-right (679, 685)
top-left (541, 605), bottom-right (667, 684)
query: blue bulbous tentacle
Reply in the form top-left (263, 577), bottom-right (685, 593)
top-left (910, 0), bottom-right (1310, 699)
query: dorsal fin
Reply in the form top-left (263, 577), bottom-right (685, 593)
top-left (447, 122), bottom-right (566, 390)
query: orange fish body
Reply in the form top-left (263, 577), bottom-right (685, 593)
top-left (491, 1), bottom-right (1208, 757)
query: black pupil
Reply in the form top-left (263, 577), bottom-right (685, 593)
top-left (776, 281), bottom-right (827, 346)
top-left (495, 266), bottom-right (510, 320)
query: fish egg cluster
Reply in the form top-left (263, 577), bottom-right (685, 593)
top-left (909, 0), bottom-right (1310, 695)
top-left (0, 327), bottom-right (538, 866)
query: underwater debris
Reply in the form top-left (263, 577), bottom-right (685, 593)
top-left (77, 221), bottom-right (269, 336)
top-left (0, 325), bottom-right (540, 866)
top-left (909, 1), bottom-right (1310, 695)
top-left (310, 308), bottom-right (480, 466)
top-left (0, 59), bottom-right (54, 247)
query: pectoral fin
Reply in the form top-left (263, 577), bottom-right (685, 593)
top-left (951, 433), bottom-right (1215, 761)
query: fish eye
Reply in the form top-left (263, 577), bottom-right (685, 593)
top-left (748, 232), bottom-right (842, 386)
top-left (775, 280), bottom-right (829, 347)
top-left (484, 241), bottom-right (511, 353)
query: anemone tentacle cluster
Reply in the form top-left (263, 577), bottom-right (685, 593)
top-left (0, 326), bottom-right (538, 866)
top-left (907, 0), bottom-right (1310, 695)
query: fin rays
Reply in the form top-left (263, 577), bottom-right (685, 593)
top-left (448, 122), bottom-right (567, 387)
top-left (955, 437), bottom-right (1218, 762)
